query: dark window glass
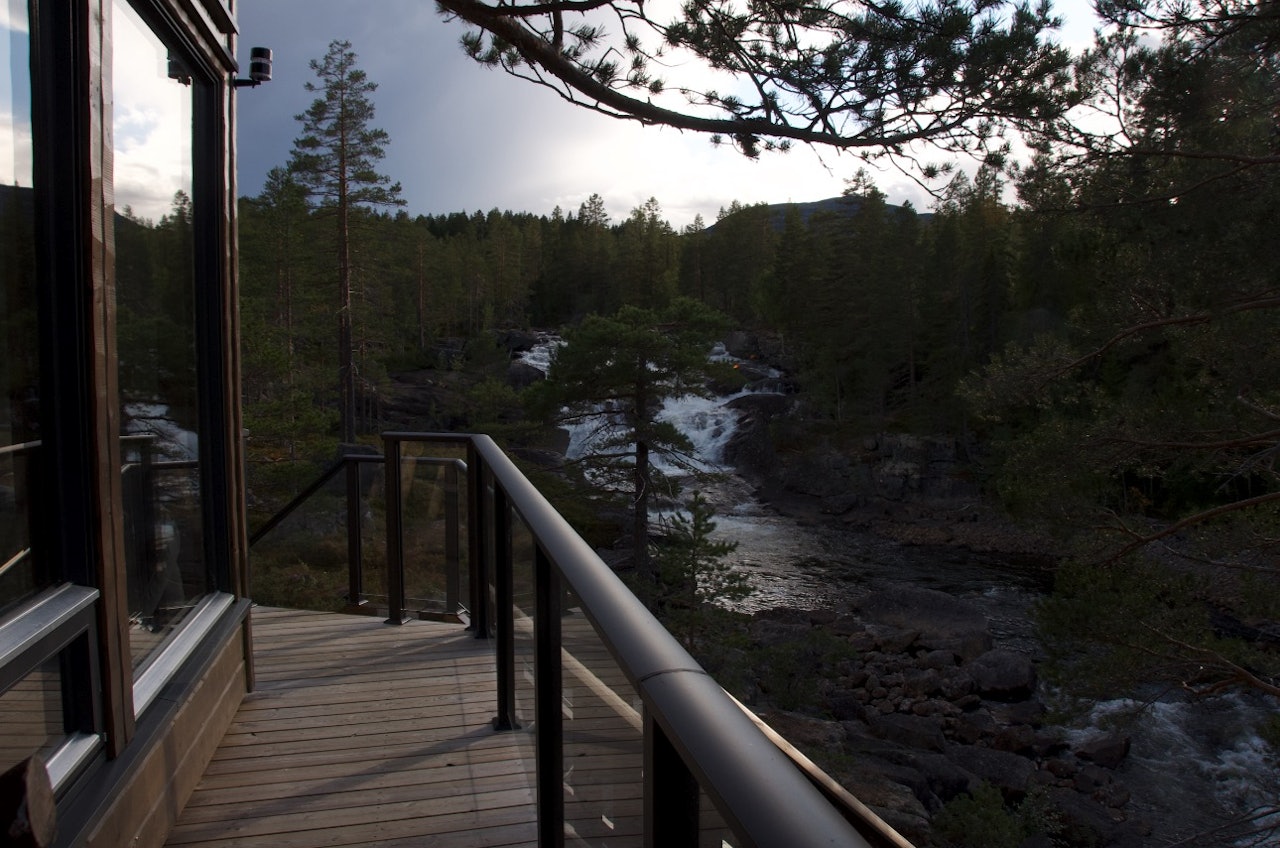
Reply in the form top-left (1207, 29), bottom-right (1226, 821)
top-left (0, 1), bottom-right (45, 617)
top-left (0, 656), bottom-right (64, 774)
top-left (113, 0), bottom-right (208, 673)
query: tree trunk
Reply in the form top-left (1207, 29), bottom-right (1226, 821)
top-left (633, 438), bottom-right (650, 580)
top-left (337, 164), bottom-right (356, 444)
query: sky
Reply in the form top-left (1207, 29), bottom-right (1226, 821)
top-left (234, 0), bottom-right (1103, 230)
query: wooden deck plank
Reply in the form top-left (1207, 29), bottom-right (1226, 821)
top-left (166, 607), bottom-right (539, 848)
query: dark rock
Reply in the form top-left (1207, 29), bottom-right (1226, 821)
top-left (808, 609), bottom-right (838, 627)
top-left (860, 758), bottom-right (938, 811)
top-left (998, 699), bottom-right (1048, 727)
top-left (722, 407), bottom-right (779, 478)
top-left (758, 710), bottom-right (845, 753)
top-left (831, 615), bottom-right (865, 636)
top-left (506, 359), bottom-right (545, 389)
top-left (902, 669), bottom-right (942, 699)
top-left (721, 330), bottom-right (759, 359)
top-left (945, 744), bottom-right (1036, 800)
top-left (939, 669), bottom-right (976, 701)
top-left (778, 450), bottom-right (851, 498)
top-left (866, 624), bottom-right (920, 654)
top-left (494, 328), bottom-right (542, 354)
top-left (828, 692), bottom-right (867, 722)
top-left (1075, 732), bottom-right (1131, 769)
top-left (992, 724), bottom-right (1038, 756)
top-left (859, 586), bottom-right (992, 661)
top-left (878, 749), bottom-right (979, 804)
top-left (967, 649), bottom-right (1038, 700)
top-left (1045, 757), bottom-right (1078, 780)
top-left (1074, 763), bottom-right (1112, 793)
top-left (1095, 782), bottom-right (1131, 809)
top-left (725, 392), bottom-right (791, 418)
top-left (950, 710), bottom-right (996, 745)
top-left (911, 699), bottom-right (955, 718)
top-left (820, 493), bottom-right (863, 515)
top-left (749, 618), bottom-right (811, 648)
top-left (1031, 730), bottom-right (1068, 758)
top-left (870, 713), bottom-right (947, 753)
top-left (1045, 787), bottom-right (1134, 848)
top-left (919, 649), bottom-right (959, 670)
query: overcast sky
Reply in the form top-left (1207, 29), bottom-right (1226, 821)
top-left (234, 0), bottom-right (1101, 229)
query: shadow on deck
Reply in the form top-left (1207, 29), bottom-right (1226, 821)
top-left (166, 607), bottom-right (537, 848)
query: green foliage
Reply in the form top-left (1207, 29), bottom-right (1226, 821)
top-left (531, 298), bottom-right (728, 576)
top-left (290, 39), bottom-right (404, 444)
top-left (959, 0), bottom-right (1280, 703)
top-left (440, 0), bottom-right (1069, 160)
top-left (252, 557), bottom-right (350, 612)
top-left (651, 490), bottom-right (747, 609)
top-left (933, 783), bottom-right (1063, 848)
top-left (753, 627), bottom-right (857, 713)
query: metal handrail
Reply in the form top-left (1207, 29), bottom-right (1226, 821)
top-left (250, 452), bottom-right (467, 620)
top-left (384, 432), bottom-right (892, 848)
top-left (0, 439), bottom-right (41, 458)
top-left (248, 432), bottom-right (907, 847)
top-left (247, 455), bottom-right (376, 546)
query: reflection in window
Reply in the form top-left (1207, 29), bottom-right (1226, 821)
top-left (0, 0), bottom-right (45, 617)
top-left (0, 656), bottom-right (63, 776)
top-left (112, 0), bottom-right (206, 673)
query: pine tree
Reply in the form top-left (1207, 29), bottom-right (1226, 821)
top-left (531, 298), bottom-right (727, 580)
top-left (290, 39), bottom-right (404, 444)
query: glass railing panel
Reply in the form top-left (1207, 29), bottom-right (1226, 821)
top-left (399, 458), bottom-right (464, 618)
top-left (0, 656), bottom-right (64, 775)
top-left (560, 586), bottom-right (644, 846)
top-left (249, 467), bottom-right (354, 611)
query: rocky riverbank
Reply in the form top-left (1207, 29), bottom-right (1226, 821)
top-left (737, 586), bottom-right (1148, 847)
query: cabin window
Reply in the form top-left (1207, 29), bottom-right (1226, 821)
top-left (0, 656), bottom-right (64, 775)
top-left (0, 0), bottom-right (46, 618)
top-left (112, 0), bottom-right (211, 676)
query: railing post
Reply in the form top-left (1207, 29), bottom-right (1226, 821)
top-left (534, 547), bottom-right (564, 848)
top-left (492, 485), bottom-right (519, 730)
top-left (345, 457), bottom-right (364, 611)
top-left (444, 461), bottom-right (460, 616)
top-left (645, 712), bottom-right (699, 848)
top-left (467, 440), bottom-right (488, 639)
top-left (384, 437), bottom-right (407, 625)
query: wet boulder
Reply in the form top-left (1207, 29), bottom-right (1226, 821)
top-left (871, 713), bottom-right (949, 753)
top-left (944, 744), bottom-right (1036, 800)
top-left (507, 359), bottom-right (545, 389)
top-left (1075, 732), bottom-right (1131, 769)
top-left (967, 649), bottom-right (1038, 701)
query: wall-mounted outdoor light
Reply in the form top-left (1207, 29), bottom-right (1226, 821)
top-left (233, 48), bottom-right (273, 88)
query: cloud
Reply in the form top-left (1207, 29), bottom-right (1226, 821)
top-left (112, 1), bottom-right (192, 221)
top-left (236, 0), bottom-right (1103, 228)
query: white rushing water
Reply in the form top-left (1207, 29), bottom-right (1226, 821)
top-left (1068, 694), bottom-right (1279, 846)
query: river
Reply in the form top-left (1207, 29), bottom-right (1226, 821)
top-left (530, 337), bottom-right (1279, 846)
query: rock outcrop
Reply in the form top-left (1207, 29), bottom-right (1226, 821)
top-left (737, 589), bottom-right (1146, 847)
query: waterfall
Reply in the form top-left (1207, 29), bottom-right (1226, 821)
top-left (520, 337), bottom-right (783, 474)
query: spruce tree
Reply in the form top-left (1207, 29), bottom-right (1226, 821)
top-left (290, 39), bottom-right (403, 444)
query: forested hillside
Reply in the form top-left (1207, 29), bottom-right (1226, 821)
top-left (236, 0), bottom-right (1279, 733)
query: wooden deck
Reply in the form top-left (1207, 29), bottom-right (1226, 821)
top-left (166, 607), bottom-right (538, 848)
